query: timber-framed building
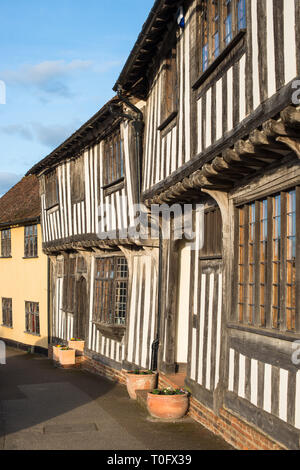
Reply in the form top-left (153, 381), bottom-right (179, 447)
top-left (28, 0), bottom-right (300, 450)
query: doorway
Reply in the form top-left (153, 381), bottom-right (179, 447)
top-left (75, 276), bottom-right (88, 340)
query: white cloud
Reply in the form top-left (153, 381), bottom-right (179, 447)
top-left (0, 124), bottom-right (33, 140)
top-left (31, 121), bottom-right (80, 148)
top-left (0, 172), bottom-right (23, 196)
top-left (1, 60), bottom-right (93, 97)
top-left (2, 60), bottom-right (92, 85)
top-left (0, 120), bottom-right (80, 149)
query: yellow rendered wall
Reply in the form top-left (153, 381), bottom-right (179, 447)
top-left (0, 224), bottom-right (48, 349)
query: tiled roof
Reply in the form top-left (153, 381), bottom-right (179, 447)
top-left (0, 175), bottom-right (40, 227)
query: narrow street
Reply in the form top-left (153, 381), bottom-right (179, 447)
top-left (0, 347), bottom-right (231, 450)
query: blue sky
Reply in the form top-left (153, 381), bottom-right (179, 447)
top-left (0, 0), bottom-right (154, 195)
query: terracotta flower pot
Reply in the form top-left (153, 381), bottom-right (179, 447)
top-left (68, 340), bottom-right (85, 352)
top-left (52, 346), bottom-right (61, 362)
top-left (126, 371), bottom-right (157, 400)
top-left (147, 392), bottom-right (189, 419)
top-left (58, 348), bottom-right (75, 366)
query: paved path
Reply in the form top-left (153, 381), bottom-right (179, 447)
top-left (0, 347), bottom-right (232, 450)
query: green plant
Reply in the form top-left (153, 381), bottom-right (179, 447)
top-left (150, 387), bottom-right (187, 396)
top-left (130, 369), bottom-right (154, 375)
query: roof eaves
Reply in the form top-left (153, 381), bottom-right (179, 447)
top-left (113, 0), bottom-right (181, 93)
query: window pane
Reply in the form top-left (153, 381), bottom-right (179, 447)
top-left (93, 256), bottom-right (128, 326)
top-left (259, 200), bottom-right (268, 326)
top-left (272, 195), bottom-right (281, 328)
top-left (237, 0), bottom-right (246, 30)
top-left (224, 0), bottom-right (233, 45)
top-left (286, 190), bottom-right (296, 331)
top-left (25, 301), bottom-right (39, 334)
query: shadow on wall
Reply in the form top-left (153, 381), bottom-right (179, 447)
top-left (0, 336), bottom-right (48, 359)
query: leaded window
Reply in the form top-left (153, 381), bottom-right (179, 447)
top-left (224, 0), bottom-right (233, 45)
top-left (199, 0), bottom-right (246, 73)
top-left (1, 229), bottom-right (11, 257)
top-left (237, 0), bottom-right (246, 31)
top-left (2, 298), bottom-right (12, 327)
top-left (237, 188), bottom-right (298, 332)
top-left (93, 256), bottom-right (128, 326)
top-left (25, 301), bottom-right (40, 335)
top-left (24, 225), bottom-right (38, 258)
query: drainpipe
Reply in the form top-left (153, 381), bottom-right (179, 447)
top-left (116, 87), bottom-right (162, 371)
top-left (116, 86), bottom-right (144, 201)
top-left (47, 256), bottom-right (51, 346)
top-left (151, 225), bottom-right (163, 372)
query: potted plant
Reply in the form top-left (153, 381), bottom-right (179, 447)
top-left (125, 369), bottom-right (157, 400)
top-left (147, 387), bottom-right (189, 419)
top-left (68, 337), bottom-right (85, 352)
top-left (53, 345), bottom-right (75, 366)
top-left (52, 345), bottom-right (60, 362)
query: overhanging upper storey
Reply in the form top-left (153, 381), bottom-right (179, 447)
top-left (27, 96), bottom-right (150, 253)
top-left (113, 0), bottom-right (184, 98)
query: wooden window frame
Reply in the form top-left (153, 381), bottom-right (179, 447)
top-left (63, 256), bottom-right (76, 313)
top-left (103, 129), bottom-right (124, 188)
top-left (25, 301), bottom-right (40, 335)
top-left (160, 42), bottom-right (178, 126)
top-left (2, 298), bottom-right (12, 328)
top-left (71, 156), bottom-right (85, 204)
top-left (1, 229), bottom-right (11, 258)
top-left (93, 256), bottom-right (128, 341)
top-left (198, 0), bottom-right (246, 74)
top-left (199, 206), bottom-right (223, 259)
top-left (236, 187), bottom-right (299, 333)
top-left (45, 171), bottom-right (59, 210)
top-left (77, 256), bottom-right (87, 274)
top-left (24, 225), bottom-right (38, 258)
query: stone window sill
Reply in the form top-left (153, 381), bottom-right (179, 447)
top-left (24, 331), bottom-right (41, 337)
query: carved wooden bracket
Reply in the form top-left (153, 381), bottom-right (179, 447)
top-left (144, 105), bottom-right (300, 205)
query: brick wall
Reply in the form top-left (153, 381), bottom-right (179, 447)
top-left (48, 344), bottom-right (284, 450)
top-left (48, 343), bottom-right (126, 384)
top-left (159, 373), bottom-right (284, 451)
top-left (81, 355), bottom-right (126, 385)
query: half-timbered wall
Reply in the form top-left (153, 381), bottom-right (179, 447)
top-left (142, 0), bottom-right (300, 193)
top-left (125, 253), bottom-right (158, 369)
top-left (185, 205), bottom-right (223, 400)
top-left (227, 341), bottom-right (300, 433)
top-left (223, 158), bottom-right (300, 448)
top-left (143, 5), bottom-right (192, 190)
top-left (41, 121), bottom-right (135, 245)
top-left (51, 249), bottom-right (158, 369)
